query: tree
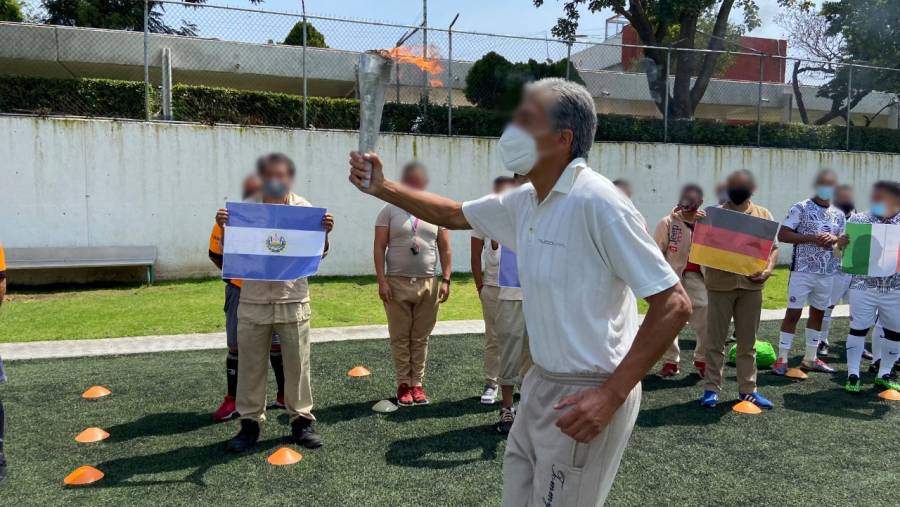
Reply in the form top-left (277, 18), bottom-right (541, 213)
top-left (41, 0), bottom-right (260, 36)
top-left (464, 51), bottom-right (582, 111)
top-left (533, 0), bottom-right (810, 119)
top-left (1, 0), bottom-right (24, 21)
top-left (283, 21), bottom-right (327, 48)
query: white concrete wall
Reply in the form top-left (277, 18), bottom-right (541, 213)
top-left (2, 115), bottom-right (899, 279)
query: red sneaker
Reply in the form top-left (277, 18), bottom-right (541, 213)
top-left (396, 383), bottom-right (413, 406)
top-left (213, 395), bottom-right (238, 422)
top-left (411, 385), bottom-right (429, 405)
top-left (655, 362), bottom-right (679, 378)
top-left (693, 361), bottom-right (706, 378)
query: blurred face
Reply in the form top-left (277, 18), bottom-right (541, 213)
top-left (679, 189), bottom-right (703, 212)
top-left (508, 91), bottom-right (573, 166)
top-left (715, 182), bottom-right (729, 204)
top-left (726, 171), bottom-right (755, 205)
top-left (833, 187), bottom-right (854, 214)
top-left (870, 187), bottom-right (899, 218)
top-left (241, 175), bottom-right (262, 200)
top-left (493, 180), bottom-right (514, 194)
top-left (401, 167), bottom-right (429, 191)
top-left (260, 161), bottom-right (294, 200)
top-left (615, 182), bottom-right (632, 198)
top-left (813, 171), bottom-right (838, 201)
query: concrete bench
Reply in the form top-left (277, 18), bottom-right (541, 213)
top-left (5, 246), bottom-right (158, 284)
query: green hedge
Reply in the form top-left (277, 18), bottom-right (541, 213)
top-left (2, 75), bottom-right (899, 154)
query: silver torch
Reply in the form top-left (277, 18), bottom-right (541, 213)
top-left (357, 50), bottom-right (393, 188)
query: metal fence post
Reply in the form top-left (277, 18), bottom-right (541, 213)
top-left (846, 65), bottom-right (853, 151)
top-left (448, 14), bottom-right (459, 136)
top-left (302, 1), bottom-right (308, 129)
top-left (566, 43), bottom-right (572, 80)
top-left (757, 54), bottom-right (764, 146)
top-left (161, 48), bottom-right (172, 120)
top-left (422, 0), bottom-right (428, 123)
top-left (664, 49), bottom-right (670, 143)
top-left (143, 0), bottom-right (150, 121)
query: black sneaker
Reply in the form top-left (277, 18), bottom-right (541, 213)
top-left (495, 407), bottom-right (515, 435)
top-left (225, 419), bottom-right (260, 453)
top-left (817, 341), bottom-right (829, 356)
top-left (868, 359), bottom-right (880, 374)
top-left (291, 417), bottom-right (322, 449)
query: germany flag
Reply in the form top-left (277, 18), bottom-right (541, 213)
top-left (689, 207), bottom-right (779, 276)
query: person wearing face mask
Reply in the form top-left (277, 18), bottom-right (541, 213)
top-left (715, 181), bottom-right (730, 206)
top-left (652, 184), bottom-right (709, 378)
top-left (216, 153), bottom-right (335, 452)
top-left (836, 180), bottom-right (900, 393)
top-left (700, 169), bottom-right (780, 410)
top-left (771, 169), bottom-right (844, 376)
top-left (208, 174), bottom-right (288, 422)
top-left (348, 78), bottom-right (691, 506)
top-left (373, 162), bottom-right (451, 407)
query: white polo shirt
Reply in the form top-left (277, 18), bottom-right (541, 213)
top-left (462, 158), bottom-right (679, 374)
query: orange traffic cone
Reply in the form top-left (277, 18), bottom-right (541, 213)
top-left (732, 400), bottom-right (762, 414)
top-left (785, 368), bottom-right (808, 380)
top-left (267, 447), bottom-right (303, 466)
top-left (75, 427), bottom-right (110, 443)
top-left (63, 465), bottom-right (104, 486)
top-left (81, 386), bottom-right (112, 399)
top-left (347, 366), bottom-right (371, 377)
top-left (877, 389), bottom-right (900, 401)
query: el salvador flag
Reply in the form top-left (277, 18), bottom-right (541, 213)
top-left (222, 202), bottom-right (327, 281)
top-left (499, 246), bottom-right (520, 288)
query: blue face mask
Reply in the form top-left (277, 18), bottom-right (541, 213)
top-left (871, 202), bottom-right (888, 218)
top-left (814, 185), bottom-right (835, 201)
top-left (263, 179), bottom-right (289, 199)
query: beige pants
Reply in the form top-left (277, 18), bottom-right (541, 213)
top-left (236, 302), bottom-right (314, 423)
top-left (503, 366), bottom-right (641, 507)
top-left (662, 271), bottom-right (708, 365)
top-left (704, 288), bottom-right (762, 393)
top-left (480, 285), bottom-right (501, 386)
top-left (384, 276), bottom-right (440, 386)
top-left (496, 299), bottom-right (532, 386)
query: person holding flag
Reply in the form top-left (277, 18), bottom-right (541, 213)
top-left (348, 78), bottom-right (691, 506)
top-left (217, 153), bottom-right (334, 452)
top-left (772, 169), bottom-right (844, 375)
top-left (208, 174), bottom-right (287, 422)
top-left (837, 180), bottom-right (900, 393)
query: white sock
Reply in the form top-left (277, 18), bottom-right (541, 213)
top-left (872, 325), bottom-right (884, 363)
top-left (804, 328), bottom-right (820, 361)
top-left (877, 337), bottom-right (899, 378)
top-left (778, 331), bottom-right (794, 360)
top-left (846, 334), bottom-right (866, 377)
top-left (821, 309), bottom-right (833, 345)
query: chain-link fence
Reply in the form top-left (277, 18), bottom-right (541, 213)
top-left (1, 0), bottom-right (898, 151)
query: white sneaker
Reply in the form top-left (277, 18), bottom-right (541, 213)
top-left (480, 384), bottom-right (498, 404)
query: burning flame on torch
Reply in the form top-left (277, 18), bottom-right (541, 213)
top-left (386, 46), bottom-right (445, 87)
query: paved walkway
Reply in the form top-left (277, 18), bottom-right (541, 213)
top-left (1, 306), bottom-right (848, 361)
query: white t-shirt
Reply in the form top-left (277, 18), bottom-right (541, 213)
top-left (782, 198), bottom-right (845, 275)
top-left (462, 158), bottom-right (679, 374)
top-left (472, 230), bottom-right (501, 287)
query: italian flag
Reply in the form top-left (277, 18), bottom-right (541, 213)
top-left (842, 222), bottom-right (900, 276)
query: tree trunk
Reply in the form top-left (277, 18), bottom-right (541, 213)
top-left (791, 61), bottom-right (811, 125)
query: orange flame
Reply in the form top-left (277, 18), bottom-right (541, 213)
top-left (387, 46), bottom-right (445, 75)
top-left (429, 79), bottom-right (444, 88)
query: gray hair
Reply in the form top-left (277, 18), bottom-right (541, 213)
top-left (525, 78), bottom-right (597, 161)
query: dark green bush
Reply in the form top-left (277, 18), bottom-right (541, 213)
top-left (2, 75), bottom-right (899, 154)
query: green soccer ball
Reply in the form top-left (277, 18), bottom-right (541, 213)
top-left (727, 340), bottom-right (777, 368)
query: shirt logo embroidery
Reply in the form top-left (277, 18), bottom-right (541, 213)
top-left (265, 233), bottom-right (287, 254)
top-left (537, 238), bottom-right (566, 248)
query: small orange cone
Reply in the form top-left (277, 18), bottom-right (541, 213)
top-left (347, 366), bottom-right (371, 377)
top-left (877, 389), bottom-right (900, 401)
top-left (81, 386), bottom-right (112, 399)
top-left (63, 465), bottom-right (104, 486)
top-left (785, 368), bottom-right (808, 380)
top-left (732, 400), bottom-right (762, 414)
top-left (75, 427), bottom-right (110, 443)
top-left (267, 447), bottom-right (303, 466)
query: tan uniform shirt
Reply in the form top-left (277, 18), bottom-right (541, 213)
top-left (239, 193), bottom-right (322, 309)
top-left (653, 210), bottom-right (697, 275)
top-left (703, 201), bottom-right (777, 292)
top-left (376, 203), bottom-right (441, 278)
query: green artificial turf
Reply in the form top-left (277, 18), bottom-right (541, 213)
top-left (0, 319), bottom-right (896, 506)
top-left (0, 268), bottom-right (791, 343)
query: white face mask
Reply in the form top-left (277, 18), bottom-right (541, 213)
top-left (497, 124), bottom-right (538, 175)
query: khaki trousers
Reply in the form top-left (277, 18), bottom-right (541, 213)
top-left (662, 271), bottom-right (708, 365)
top-left (236, 302), bottom-right (314, 423)
top-left (480, 285), bottom-right (501, 386)
top-left (503, 366), bottom-right (641, 507)
top-left (704, 288), bottom-right (762, 393)
top-left (496, 299), bottom-right (532, 386)
top-left (384, 276), bottom-right (440, 386)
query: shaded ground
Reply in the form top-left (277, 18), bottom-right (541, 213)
top-left (1, 318), bottom-right (894, 506)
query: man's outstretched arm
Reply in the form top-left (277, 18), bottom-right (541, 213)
top-left (349, 151), bottom-right (471, 230)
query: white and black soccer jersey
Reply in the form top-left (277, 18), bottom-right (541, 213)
top-left (783, 198), bottom-right (846, 275)
top-left (848, 212), bottom-right (900, 293)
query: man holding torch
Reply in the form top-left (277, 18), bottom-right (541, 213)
top-left (348, 78), bottom-right (691, 506)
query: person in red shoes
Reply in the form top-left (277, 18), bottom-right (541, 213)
top-left (208, 173), bottom-right (286, 421)
top-left (652, 184), bottom-right (709, 378)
